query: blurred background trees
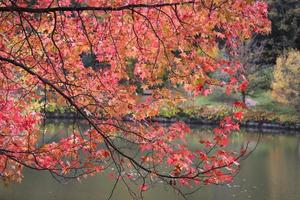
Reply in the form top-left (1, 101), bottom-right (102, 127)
top-left (187, 0), bottom-right (300, 121)
top-left (272, 49), bottom-right (300, 116)
top-left (254, 0), bottom-right (300, 66)
top-left (235, 0), bottom-right (299, 102)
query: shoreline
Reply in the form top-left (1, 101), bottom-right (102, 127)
top-left (45, 111), bottom-right (300, 132)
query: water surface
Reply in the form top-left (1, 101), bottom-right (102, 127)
top-left (0, 122), bottom-right (299, 200)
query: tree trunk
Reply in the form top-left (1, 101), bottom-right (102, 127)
top-left (242, 91), bottom-right (246, 104)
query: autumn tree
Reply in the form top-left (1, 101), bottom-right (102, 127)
top-left (0, 0), bottom-right (270, 198)
top-left (272, 49), bottom-right (300, 116)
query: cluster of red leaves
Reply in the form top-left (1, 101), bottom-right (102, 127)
top-left (0, 98), bottom-right (39, 182)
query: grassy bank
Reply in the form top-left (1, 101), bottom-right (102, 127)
top-left (43, 89), bottom-right (299, 125)
top-left (159, 90), bottom-right (299, 125)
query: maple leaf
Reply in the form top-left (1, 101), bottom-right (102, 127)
top-left (233, 111), bottom-right (243, 120)
top-left (140, 184), bottom-right (148, 191)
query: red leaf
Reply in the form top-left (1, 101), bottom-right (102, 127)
top-left (140, 184), bottom-right (148, 191)
top-left (233, 111), bottom-right (243, 120)
top-left (238, 80), bottom-right (248, 92)
top-left (233, 101), bottom-right (247, 108)
top-left (225, 85), bottom-right (232, 95)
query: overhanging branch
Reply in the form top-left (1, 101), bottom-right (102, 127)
top-left (0, 1), bottom-right (196, 13)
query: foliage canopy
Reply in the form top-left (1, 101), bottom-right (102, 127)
top-left (0, 0), bottom-right (270, 197)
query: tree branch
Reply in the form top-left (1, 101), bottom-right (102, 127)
top-left (0, 1), bottom-right (196, 13)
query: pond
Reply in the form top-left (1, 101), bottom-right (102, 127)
top-left (0, 121), bottom-right (299, 200)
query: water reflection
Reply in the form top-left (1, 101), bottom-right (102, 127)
top-left (0, 121), bottom-right (299, 200)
